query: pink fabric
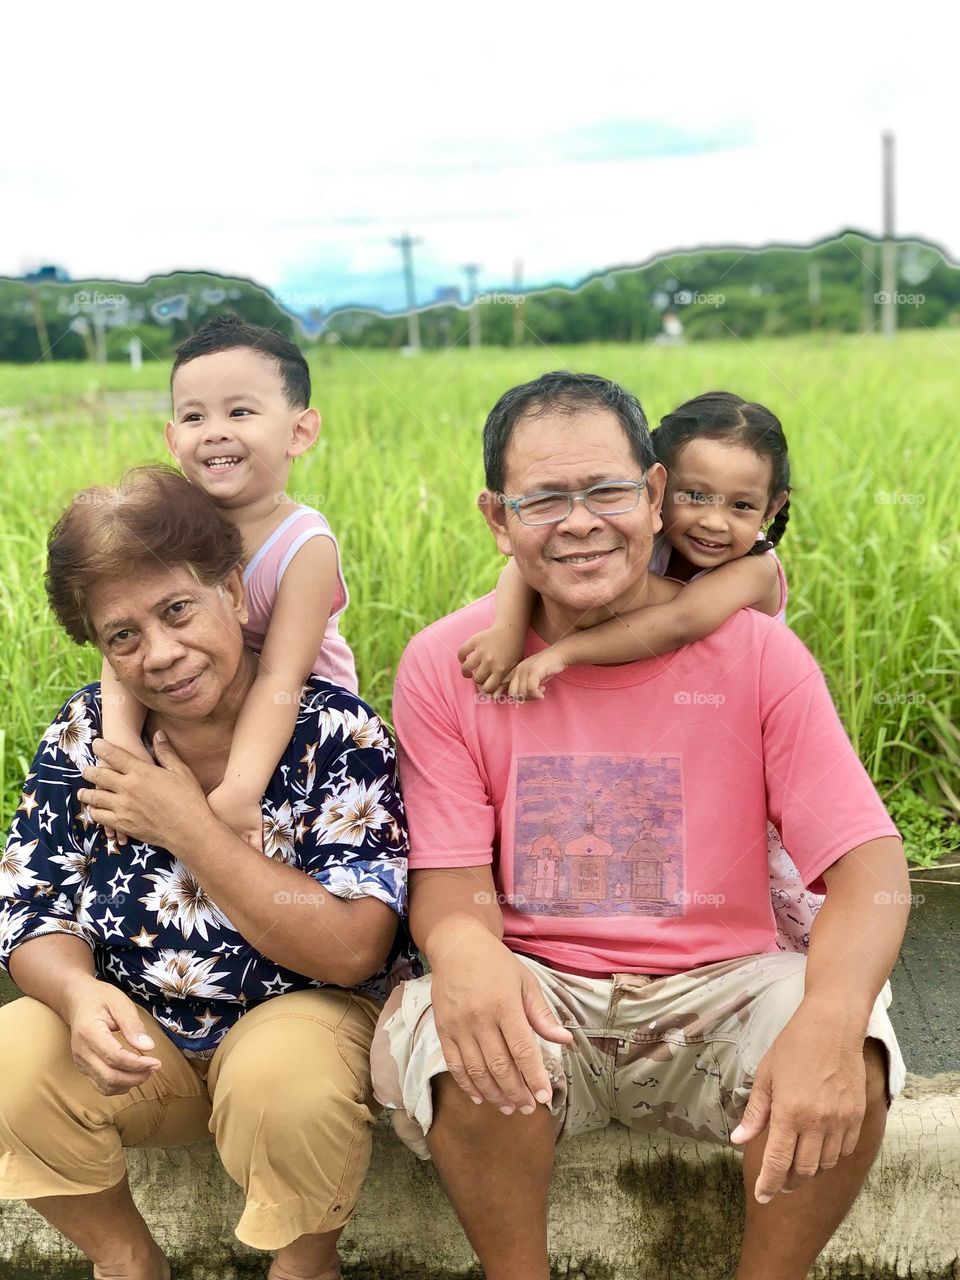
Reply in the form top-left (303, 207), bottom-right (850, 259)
top-left (241, 505), bottom-right (358, 694)
top-left (393, 594), bottom-right (898, 976)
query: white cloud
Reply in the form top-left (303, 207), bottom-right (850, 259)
top-left (4, 0), bottom-right (957, 306)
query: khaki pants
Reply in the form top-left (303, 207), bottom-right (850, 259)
top-left (0, 988), bottom-right (381, 1250)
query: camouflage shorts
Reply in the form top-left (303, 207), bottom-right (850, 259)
top-left (371, 950), bottom-right (905, 1160)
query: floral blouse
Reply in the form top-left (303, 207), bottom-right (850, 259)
top-left (0, 678), bottom-right (421, 1058)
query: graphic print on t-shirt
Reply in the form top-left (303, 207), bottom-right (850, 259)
top-left (512, 754), bottom-right (684, 918)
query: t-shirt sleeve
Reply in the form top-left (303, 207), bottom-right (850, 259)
top-left (1, 690), bottom-right (99, 973)
top-left (392, 638), bottom-right (496, 870)
top-left (760, 629), bottom-right (900, 893)
top-left (295, 697), bottom-right (409, 915)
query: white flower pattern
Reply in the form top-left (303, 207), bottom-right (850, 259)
top-left (2, 679), bottom-right (418, 1058)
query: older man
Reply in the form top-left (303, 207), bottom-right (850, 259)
top-left (0, 466), bottom-right (417, 1280)
top-left (371, 372), bottom-right (909, 1280)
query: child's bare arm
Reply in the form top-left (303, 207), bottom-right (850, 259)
top-left (510, 556), bottom-right (779, 699)
top-left (457, 559), bottom-right (537, 694)
top-left (208, 537), bottom-right (339, 850)
top-left (99, 659), bottom-right (152, 843)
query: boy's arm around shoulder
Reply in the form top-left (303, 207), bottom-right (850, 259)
top-left (218, 536), bottom-right (339, 801)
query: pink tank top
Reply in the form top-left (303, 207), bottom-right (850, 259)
top-left (650, 532), bottom-right (787, 623)
top-left (241, 505), bottom-right (358, 693)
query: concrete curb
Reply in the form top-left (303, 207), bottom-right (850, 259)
top-left (1, 1081), bottom-right (957, 1279)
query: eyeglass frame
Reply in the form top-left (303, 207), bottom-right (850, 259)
top-left (498, 475), bottom-right (649, 526)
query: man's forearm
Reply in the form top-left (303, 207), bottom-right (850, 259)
top-left (166, 810), bottom-right (397, 986)
top-left (410, 865), bottom-right (505, 967)
top-left (802, 836), bottom-right (911, 1033)
top-left (8, 933), bottom-right (101, 1022)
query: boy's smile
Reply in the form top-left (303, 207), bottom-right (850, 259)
top-left (165, 348), bottom-right (318, 511)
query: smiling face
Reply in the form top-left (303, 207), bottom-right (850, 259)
top-left (165, 348), bottom-right (319, 510)
top-left (87, 562), bottom-right (253, 722)
top-left (480, 405), bottom-right (667, 636)
top-left (660, 436), bottom-right (787, 570)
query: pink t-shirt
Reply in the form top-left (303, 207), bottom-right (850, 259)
top-left (393, 594), bottom-right (899, 976)
top-left (242, 505), bottom-right (358, 694)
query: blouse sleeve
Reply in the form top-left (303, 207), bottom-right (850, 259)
top-left (0, 688), bottom-right (102, 970)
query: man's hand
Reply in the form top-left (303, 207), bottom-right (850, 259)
top-left (78, 734), bottom-right (207, 850)
top-left (456, 626), bottom-right (523, 696)
top-left (430, 924), bottom-right (573, 1114)
top-left (730, 1001), bottom-right (870, 1202)
top-left (65, 976), bottom-right (163, 1096)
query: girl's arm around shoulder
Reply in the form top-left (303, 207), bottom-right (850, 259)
top-left (559, 554), bottom-right (780, 667)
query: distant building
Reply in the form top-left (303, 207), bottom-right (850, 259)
top-left (433, 285), bottom-right (461, 305)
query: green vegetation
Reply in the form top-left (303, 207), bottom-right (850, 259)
top-left (1, 331), bottom-right (956, 867)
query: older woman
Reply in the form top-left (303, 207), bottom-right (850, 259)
top-left (0, 466), bottom-right (418, 1280)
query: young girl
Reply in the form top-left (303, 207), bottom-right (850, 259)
top-left (458, 390), bottom-right (823, 953)
top-left (100, 316), bottom-right (356, 854)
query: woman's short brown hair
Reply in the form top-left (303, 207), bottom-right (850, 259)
top-left (46, 465), bottom-right (245, 646)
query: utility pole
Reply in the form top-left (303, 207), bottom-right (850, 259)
top-left (391, 232), bottom-right (422, 351)
top-left (881, 131), bottom-right (897, 340)
top-left (462, 263), bottom-right (481, 348)
top-left (861, 240), bottom-right (877, 332)
top-left (512, 258), bottom-right (525, 345)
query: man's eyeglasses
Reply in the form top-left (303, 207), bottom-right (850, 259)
top-left (500, 477), bottom-right (648, 527)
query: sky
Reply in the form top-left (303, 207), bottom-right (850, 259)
top-left (4, 1), bottom-right (958, 315)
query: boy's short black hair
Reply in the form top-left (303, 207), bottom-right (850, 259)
top-left (171, 314), bottom-right (311, 409)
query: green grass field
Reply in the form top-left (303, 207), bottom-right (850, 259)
top-left (1, 331), bottom-right (957, 864)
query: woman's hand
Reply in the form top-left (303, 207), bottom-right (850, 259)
top-left (456, 626), bottom-right (523, 696)
top-left (64, 975), bottom-right (163, 1096)
top-left (78, 733), bottom-right (207, 851)
top-left (207, 784), bottom-right (264, 853)
top-left (507, 646), bottom-right (570, 702)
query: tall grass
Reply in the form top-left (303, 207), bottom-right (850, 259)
top-left (1, 331), bottom-right (957, 859)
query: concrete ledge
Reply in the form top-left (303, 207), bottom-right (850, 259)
top-left (1, 1078), bottom-right (958, 1279)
